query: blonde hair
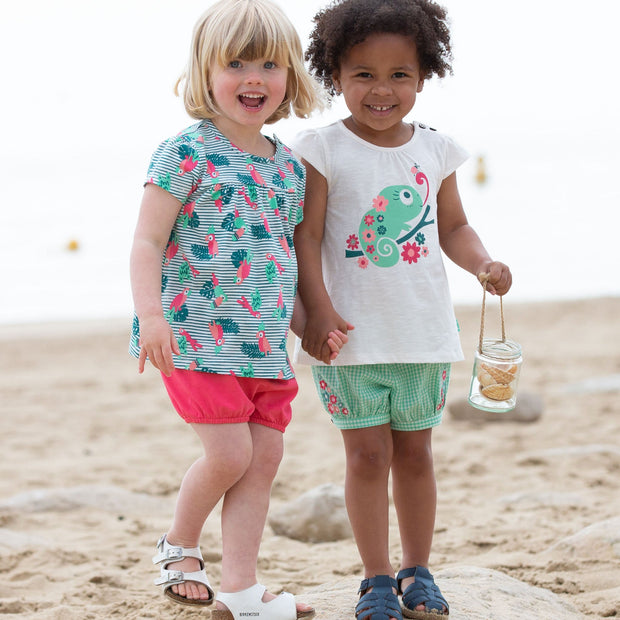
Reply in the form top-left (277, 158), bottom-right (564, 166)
top-left (175, 0), bottom-right (322, 123)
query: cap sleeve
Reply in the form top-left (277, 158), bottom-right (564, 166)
top-left (145, 135), bottom-right (205, 204)
top-left (291, 129), bottom-right (327, 177)
top-left (442, 134), bottom-right (469, 179)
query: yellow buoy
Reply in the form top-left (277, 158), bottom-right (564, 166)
top-left (475, 156), bottom-right (487, 185)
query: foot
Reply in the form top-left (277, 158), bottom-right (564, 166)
top-left (357, 585), bottom-right (400, 620)
top-left (215, 589), bottom-right (314, 614)
top-left (356, 575), bottom-right (402, 620)
top-left (399, 566), bottom-right (450, 616)
top-left (168, 556), bottom-right (212, 603)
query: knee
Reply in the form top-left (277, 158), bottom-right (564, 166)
top-left (210, 445), bottom-right (254, 485)
top-left (393, 442), bottom-right (433, 477)
top-left (250, 441), bottom-right (283, 481)
top-left (347, 444), bottom-right (392, 479)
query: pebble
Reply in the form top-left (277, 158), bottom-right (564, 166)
top-left (269, 483), bottom-right (352, 543)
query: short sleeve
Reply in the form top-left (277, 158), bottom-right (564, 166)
top-left (442, 134), bottom-right (469, 179)
top-left (145, 136), bottom-right (204, 204)
top-left (291, 129), bottom-right (327, 177)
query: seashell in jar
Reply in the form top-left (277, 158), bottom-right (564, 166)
top-left (481, 383), bottom-right (514, 401)
top-left (477, 369), bottom-right (496, 387)
top-left (481, 363), bottom-right (515, 385)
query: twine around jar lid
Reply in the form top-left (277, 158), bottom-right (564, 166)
top-left (477, 272), bottom-right (506, 354)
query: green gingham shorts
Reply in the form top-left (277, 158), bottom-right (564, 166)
top-left (311, 363), bottom-right (450, 431)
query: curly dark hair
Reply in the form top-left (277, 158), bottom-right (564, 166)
top-left (306, 0), bottom-right (453, 96)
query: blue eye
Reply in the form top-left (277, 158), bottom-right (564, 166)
top-left (264, 61), bottom-right (276, 69)
top-left (229, 60), bottom-right (242, 68)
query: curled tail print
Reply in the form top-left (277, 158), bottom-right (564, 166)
top-left (357, 185), bottom-right (423, 267)
top-left (345, 168), bottom-right (434, 269)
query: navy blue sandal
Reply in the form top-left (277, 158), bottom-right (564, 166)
top-left (397, 566), bottom-right (448, 619)
top-left (356, 575), bottom-right (403, 620)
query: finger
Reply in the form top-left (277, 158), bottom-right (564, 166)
top-left (159, 349), bottom-right (175, 377)
top-left (327, 338), bottom-right (340, 357)
top-left (328, 331), bottom-right (344, 349)
top-left (138, 348), bottom-right (147, 374)
top-left (331, 329), bottom-right (349, 345)
top-left (320, 342), bottom-right (333, 365)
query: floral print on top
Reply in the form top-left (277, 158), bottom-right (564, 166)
top-left (130, 120), bottom-right (305, 379)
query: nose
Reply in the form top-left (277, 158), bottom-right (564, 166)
top-left (244, 64), bottom-right (264, 84)
top-left (371, 81), bottom-right (392, 96)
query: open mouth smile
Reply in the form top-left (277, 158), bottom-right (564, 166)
top-left (239, 93), bottom-right (266, 109)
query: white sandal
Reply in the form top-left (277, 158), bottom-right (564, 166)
top-left (212, 583), bottom-right (315, 620)
top-left (152, 534), bottom-right (214, 606)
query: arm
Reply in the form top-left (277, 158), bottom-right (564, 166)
top-left (129, 183), bottom-right (183, 376)
top-left (294, 159), bottom-right (354, 364)
top-left (437, 172), bottom-right (512, 295)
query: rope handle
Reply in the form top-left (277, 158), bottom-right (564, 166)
top-left (477, 273), bottom-right (506, 353)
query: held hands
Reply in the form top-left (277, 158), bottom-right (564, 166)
top-left (302, 309), bottom-right (354, 365)
top-left (137, 314), bottom-right (180, 377)
top-left (477, 261), bottom-right (512, 296)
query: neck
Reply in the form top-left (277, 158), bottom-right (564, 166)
top-left (343, 116), bottom-right (413, 148)
top-left (212, 117), bottom-right (275, 158)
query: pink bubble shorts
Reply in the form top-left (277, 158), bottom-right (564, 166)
top-left (161, 369), bottom-right (298, 432)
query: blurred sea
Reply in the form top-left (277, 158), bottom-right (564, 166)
top-left (1, 0), bottom-right (618, 325)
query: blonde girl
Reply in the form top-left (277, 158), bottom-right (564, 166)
top-left (130, 1), bottom-right (341, 617)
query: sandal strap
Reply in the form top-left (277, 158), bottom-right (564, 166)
top-left (216, 583), bottom-right (299, 620)
top-left (397, 566), bottom-right (448, 614)
top-left (155, 568), bottom-right (212, 588)
top-left (358, 574), bottom-right (398, 595)
top-left (356, 575), bottom-right (402, 620)
top-left (152, 534), bottom-right (204, 568)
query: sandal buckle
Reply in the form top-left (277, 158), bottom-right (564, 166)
top-left (167, 570), bottom-right (183, 582)
top-left (166, 547), bottom-right (182, 560)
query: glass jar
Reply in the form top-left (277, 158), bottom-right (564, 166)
top-left (468, 338), bottom-right (522, 412)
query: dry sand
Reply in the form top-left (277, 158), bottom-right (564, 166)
top-left (1, 297), bottom-right (619, 618)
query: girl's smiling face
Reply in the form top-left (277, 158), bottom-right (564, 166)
top-left (333, 33), bottom-right (425, 146)
top-left (210, 57), bottom-right (288, 139)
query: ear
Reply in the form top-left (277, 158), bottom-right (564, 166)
top-left (417, 75), bottom-right (425, 93)
top-left (331, 72), bottom-right (342, 94)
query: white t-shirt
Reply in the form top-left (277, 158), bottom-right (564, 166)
top-left (293, 120), bottom-right (468, 365)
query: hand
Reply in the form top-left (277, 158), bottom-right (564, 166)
top-left (478, 261), bottom-right (512, 296)
top-left (137, 315), bottom-right (180, 376)
top-left (326, 326), bottom-right (355, 361)
top-left (302, 310), bottom-right (354, 365)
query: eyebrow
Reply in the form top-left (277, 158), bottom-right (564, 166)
top-left (349, 64), bottom-right (416, 72)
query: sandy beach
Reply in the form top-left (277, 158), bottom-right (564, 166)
top-left (1, 297), bottom-right (619, 619)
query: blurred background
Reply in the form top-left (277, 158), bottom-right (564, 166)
top-left (1, 0), bottom-right (618, 324)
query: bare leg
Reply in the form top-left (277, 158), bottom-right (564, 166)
top-left (341, 425), bottom-right (400, 619)
top-left (215, 423), bottom-right (313, 614)
top-left (166, 422), bottom-right (253, 602)
top-left (392, 428), bottom-right (444, 612)
top-left (219, 423), bottom-right (283, 592)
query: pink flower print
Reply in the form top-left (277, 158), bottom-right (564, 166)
top-left (329, 394), bottom-right (338, 404)
top-left (361, 229), bottom-right (376, 243)
top-left (442, 370), bottom-right (447, 380)
top-left (401, 242), bottom-right (421, 264)
top-left (347, 234), bottom-right (360, 250)
top-left (366, 245), bottom-right (376, 255)
top-left (373, 195), bottom-right (388, 211)
top-left (341, 407), bottom-right (349, 416)
top-left (319, 380), bottom-right (328, 390)
top-left (421, 246), bottom-right (429, 257)
top-left (364, 214), bottom-right (375, 226)
top-left (358, 256), bottom-right (369, 269)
